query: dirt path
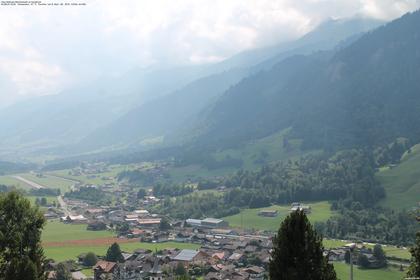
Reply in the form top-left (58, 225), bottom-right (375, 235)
top-left (43, 237), bottom-right (140, 247)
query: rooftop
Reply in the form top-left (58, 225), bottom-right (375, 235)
top-left (173, 249), bottom-right (199, 261)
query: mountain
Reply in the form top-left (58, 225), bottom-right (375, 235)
top-left (78, 17), bottom-right (383, 153)
top-left (190, 10), bottom-right (420, 154)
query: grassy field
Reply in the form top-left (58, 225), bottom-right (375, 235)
top-left (40, 220), bottom-right (199, 261)
top-left (47, 164), bottom-right (131, 186)
top-left (44, 242), bottom-right (200, 262)
top-left (0, 175), bottom-right (31, 189)
top-left (222, 201), bottom-right (333, 231)
top-left (17, 173), bottom-right (75, 193)
top-left (213, 129), bottom-right (312, 170)
top-left (323, 239), bottom-right (411, 260)
top-left (334, 262), bottom-right (404, 280)
top-left (42, 220), bottom-right (114, 243)
top-left (376, 143), bottom-right (420, 209)
top-left (26, 195), bottom-right (57, 206)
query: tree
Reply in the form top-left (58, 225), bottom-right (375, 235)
top-left (357, 254), bottom-right (370, 268)
top-left (137, 189), bottom-right (146, 199)
top-left (174, 262), bottom-right (186, 276)
top-left (116, 222), bottom-right (129, 235)
top-left (40, 197), bottom-right (47, 206)
top-left (0, 191), bottom-right (45, 280)
top-left (83, 252), bottom-right (98, 266)
top-left (159, 217), bottom-right (172, 231)
top-left (373, 244), bottom-right (386, 267)
top-left (105, 242), bottom-right (123, 262)
top-left (54, 262), bottom-right (72, 280)
top-left (269, 210), bottom-right (337, 280)
top-left (407, 232), bottom-right (420, 278)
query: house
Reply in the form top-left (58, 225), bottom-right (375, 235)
top-left (186, 218), bottom-right (202, 228)
top-left (149, 259), bottom-right (164, 280)
top-left (134, 209), bottom-right (149, 217)
top-left (61, 215), bottom-right (88, 224)
top-left (125, 214), bottom-right (139, 222)
top-left (87, 221), bottom-right (107, 231)
top-left (201, 218), bottom-right (229, 229)
top-left (93, 261), bottom-right (117, 280)
top-left (228, 252), bottom-right (245, 263)
top-left (258, 210), bottom-right (278, 217)
top-left (172, 249), bottom-right (208, 266)
top-left (71, 271), bottom-right (88, 280)
top-left (138, 218), bottom-right (161, 228)
top-left (290, 203), bottom-right (311, 214)
top-left (244, 266), bottom-right (265, 280)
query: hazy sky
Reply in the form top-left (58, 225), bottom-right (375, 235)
top-left (0, 0), bottom-right (419, 105)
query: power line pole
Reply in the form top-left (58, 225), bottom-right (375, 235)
top-left (346, 243), bottom-right (356, 280)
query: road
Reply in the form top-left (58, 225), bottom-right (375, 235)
top-left (57, 195), bottom-right (71, 217)
top-left (12, 176), bottom-right (45, 189)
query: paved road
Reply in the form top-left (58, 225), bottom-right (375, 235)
top-left (12, 176), bottom-right (45, 189)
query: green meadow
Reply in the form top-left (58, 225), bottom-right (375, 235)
top-left (18, 173), bottom-right (75, 193)
top-left (322, 239), bottom-right (411, 260)
top-left (333, 262), bottom-right (404, 280)
top-left (42, 220), bottom-right (114, 243)
top-left (376, 143), bottom-right (420, 209)
top-left (222, 201), bottom-right (333, 231)
top-left (41, 220), bottom-right (199, 262)
top-left (0, 175), bottom-right (31, 189)
top-left (44, 242), bottom-right (200, 262)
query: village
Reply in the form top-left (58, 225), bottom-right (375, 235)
top-left (41, 186), bottom-right (389, 280)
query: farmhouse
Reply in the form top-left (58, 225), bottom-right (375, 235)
top-left (202, 218), bottom-right (229, 229)
top-left (186, 218), bottom-right (202, 227)
top-left (258, 210), bottom-right (278, 217)
top-left (60, 215), bottom-right (88, 224)
top-left (93, 261), bottom-right (117, 280)
top-left (290, 203), bottom-right (311, 214)
top-left (138, 218), bottom-right (161, 228)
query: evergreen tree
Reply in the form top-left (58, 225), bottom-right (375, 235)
top-left (0, 191), bottom-right (45, 280)
top-left (269, 210), bottom-right (337, 280)
top-left (373, 244), bottom-right (387, 267)
top-left (54, 263), bottom-right (72, 280)
top-left (105, 242), bottom-right (123, 262)
top-left (407, 232), bottom-right (420, 277)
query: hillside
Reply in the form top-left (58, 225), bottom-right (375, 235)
top-left (190, 11), bottom-right (420, 154)
top-left (77, 18), bottom-right (382, 153)
top-left (377, 143), bottom-right (420, 209)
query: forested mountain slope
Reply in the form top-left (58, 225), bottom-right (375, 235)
top-left (192, 11), bottom-right (420, 153)
top-left (79, 18), bottom-right (382, 153)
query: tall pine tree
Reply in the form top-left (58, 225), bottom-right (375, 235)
top-left (407, 231), bottom-right (420, 277)
top-left (269, 210), bottom-right (337, 280)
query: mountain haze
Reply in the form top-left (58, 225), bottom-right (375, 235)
top-left (77, 17), bottom-right (383, 153)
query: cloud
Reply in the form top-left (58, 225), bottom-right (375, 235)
top-left (0, 0), bottom-right (419, 104)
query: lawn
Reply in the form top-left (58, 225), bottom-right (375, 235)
top-left (222, 201), bottom-right (333, 231)
top-left (333, 262), bottom-right (404, 280)
top-left (42, 220), bottom-right (114, 243)
top-left (44, 242), bottom-right (200, 262)
top-left (376, 143), bottom-right (420, 209)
